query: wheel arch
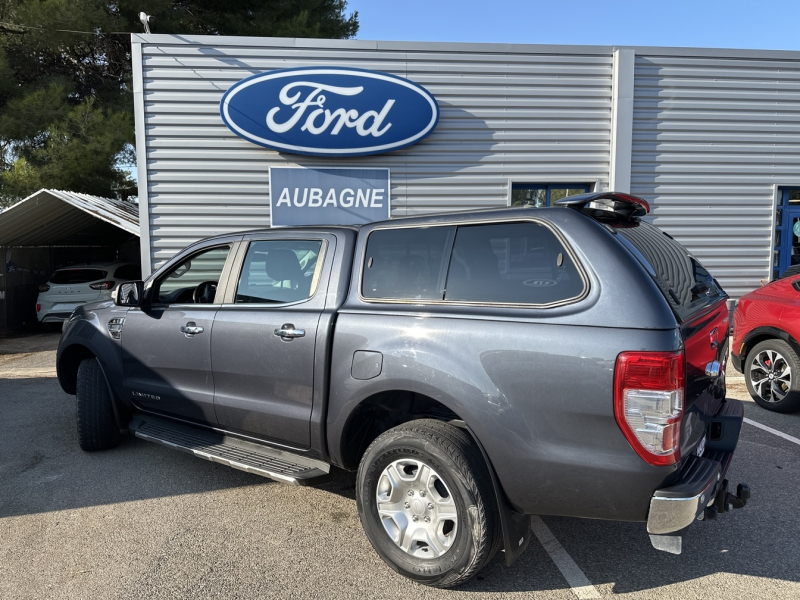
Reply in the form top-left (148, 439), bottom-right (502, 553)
top-left (58, 342), bottom-right (129, 429)
top-left (338, 388), bottom-right (531, 567)
top-left (338, 389), bottom-right (461, 471)
top-left (740, 326), bottom-right (800, 367)
top-left (57, 343), bottom-right (96, 395)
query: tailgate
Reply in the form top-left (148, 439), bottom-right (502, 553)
top-left (680, 299), bottom-right (730, 454)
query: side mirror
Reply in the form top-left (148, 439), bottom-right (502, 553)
top-left (114, 281), bottom-right (144, 307)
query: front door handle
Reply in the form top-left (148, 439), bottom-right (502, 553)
top-left (180, 322), bottom-right (204, 336)
top-left (274, 323), bottom-right (305, 340)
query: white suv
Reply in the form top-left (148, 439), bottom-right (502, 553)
top-left (37, 262), bottom-right (141, 324)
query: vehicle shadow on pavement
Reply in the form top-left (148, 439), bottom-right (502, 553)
top-left (4, 376), bottom-right (799, 596)
top-left (0, 377), bottom-right (280, 520)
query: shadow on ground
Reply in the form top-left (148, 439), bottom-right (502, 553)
top-left (2, 377), bottom-right (799, 596)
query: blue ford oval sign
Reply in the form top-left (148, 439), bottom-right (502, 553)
top-left (220, 67), bottom-right (439, 157)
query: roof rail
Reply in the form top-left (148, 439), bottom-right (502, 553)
top-left (553, 192), bottom-right (650, 221)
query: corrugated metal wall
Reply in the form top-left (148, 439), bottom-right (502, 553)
top-left (137, 37), bottom-right (613, 269)
top-left (631, 52), bottom-right (800, 297)
top-left (136, 36), bottom-right (800, 298)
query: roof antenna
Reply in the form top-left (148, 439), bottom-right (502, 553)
top-left (139, 12), bottom-right (153, 34)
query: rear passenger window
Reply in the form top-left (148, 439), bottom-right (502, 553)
top-left (235, 239), bottom-right (324, 304)
top-left (362, 226), bottom-right (455, 300)
top-left (445, 222), bottom-right (585, 305)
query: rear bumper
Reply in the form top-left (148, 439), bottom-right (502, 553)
top-left (647, 454), bottom-right (722, 535)
top-left (646, 398), bottom-right (748, 553)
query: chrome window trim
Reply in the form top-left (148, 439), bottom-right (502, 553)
top-left (357, 216), bottom-right (590, 309)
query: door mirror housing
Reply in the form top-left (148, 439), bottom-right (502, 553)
top-left (114, 281), bottom-right (144, 307)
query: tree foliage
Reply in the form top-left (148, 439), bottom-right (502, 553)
top-left (0, 1), bottom-right (359, 206)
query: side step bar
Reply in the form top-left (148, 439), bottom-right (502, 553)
top-left (129, 415), bottom-right (330, 485)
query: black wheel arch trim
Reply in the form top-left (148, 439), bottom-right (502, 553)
top-left (739, 326), bottom-right (800, 368)
top-left (58, 322), bottom-right (129, 430)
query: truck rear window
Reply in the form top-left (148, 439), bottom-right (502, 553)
top-left (49, 269), bottom-right (107, 284)
top-left (613, 222), bottom-right (726, 321)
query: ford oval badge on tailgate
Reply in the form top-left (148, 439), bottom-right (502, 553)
top-left (220, 67), bottom-right (439, 157)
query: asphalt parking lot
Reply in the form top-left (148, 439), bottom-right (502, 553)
top-left (1, 334), bottom-right (799, 599)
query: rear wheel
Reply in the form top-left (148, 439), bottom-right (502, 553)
top-left (745, 339), bottom-right (800, 413)
top-left (76, 358), bottom-right (121, 451)
top-left (356, 419), bottom-right (500, 588)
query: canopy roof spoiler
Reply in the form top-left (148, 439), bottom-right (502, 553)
top-left (554, 192), bottom-right (650, 221)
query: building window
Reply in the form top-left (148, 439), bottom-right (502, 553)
top-left (774, 188), bottom-right (800, 280)
top-left (511, 183), bottom-right (591, 208)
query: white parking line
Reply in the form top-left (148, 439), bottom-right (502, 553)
top-left (531, 516), bottom-right (601, 599)
top-left (744, 417), bottom-right (800, 446)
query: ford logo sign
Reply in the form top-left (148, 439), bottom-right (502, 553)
top-left (220, 67), bottom-right (439, 157)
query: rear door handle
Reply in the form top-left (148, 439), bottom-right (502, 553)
top-left (180, 322), bottom-right (204, 336)
top-left (274, 323), bottom-right (305, 340)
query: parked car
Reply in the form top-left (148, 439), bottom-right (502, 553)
top-left (37, 262), bottom-right (141, 325)
top-left (55, 193), bottom-right (748, 588)
top-left (732, 274), bottom-right (800, 412)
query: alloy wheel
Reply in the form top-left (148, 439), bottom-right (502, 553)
top-left (375, 458), bottom-right (458, 559)
top-left (749, 348), bottom-right (792, 403)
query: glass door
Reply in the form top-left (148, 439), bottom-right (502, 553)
top-left (511, 183), bottom-right (590, 207)
top-left (775, 189), bottom-right (800, 279)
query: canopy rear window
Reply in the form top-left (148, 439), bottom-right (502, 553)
top-left (613, 222), bottom-right (726, 321)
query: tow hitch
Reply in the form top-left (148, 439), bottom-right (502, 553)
top-left (703, 480), bottom-right (750, 520)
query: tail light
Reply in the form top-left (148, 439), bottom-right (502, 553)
top-left (36, 304), bottom-right (41, 313)
top-left (90, 281), bottom-right (115, 290)
top-left (614, 350), bottom-right (684, 466)
top-left (39, 284), bottom-right (50, 292)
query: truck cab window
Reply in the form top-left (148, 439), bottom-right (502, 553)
top-left (154, 245), bottom-right (231, 305)
top-left (235, 240), bottom-right (324, 304)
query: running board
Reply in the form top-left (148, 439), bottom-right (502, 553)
top-left (129, 415), bottom-right (330, 485)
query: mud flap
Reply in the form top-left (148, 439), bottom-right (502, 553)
top-left (461, 423), bottom-right (531, 566)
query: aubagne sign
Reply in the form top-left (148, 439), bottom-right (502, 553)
top-left (269, 167), bottom-right (390, 227)
top-left (220, 67), bottom-right (439, 157)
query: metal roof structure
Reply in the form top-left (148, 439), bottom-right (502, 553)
top-left (0, 189), bottom-right (139, 246)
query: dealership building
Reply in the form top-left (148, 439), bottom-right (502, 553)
top-left (132, 34), bottom-right (800, 298)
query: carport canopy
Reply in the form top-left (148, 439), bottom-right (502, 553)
top-left (0, 189), bottom-right (139, 246)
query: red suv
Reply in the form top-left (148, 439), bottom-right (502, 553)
top-left (732, 275), bottom-right (800, 412)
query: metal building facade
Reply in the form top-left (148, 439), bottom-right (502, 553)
top-left (133, 35), bottom-right (800, 297)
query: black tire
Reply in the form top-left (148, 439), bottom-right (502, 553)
top-left (356, 419), bottom-right (500, 588)
top-left (76, 358), bottom-right (121, 451)
top-left (745, 339), bottom-right (800, 413)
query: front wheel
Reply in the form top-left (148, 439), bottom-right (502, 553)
top-left (745, 339), bottom-right (800, 413)
top-left (356, 419), bottom-right (500, 588)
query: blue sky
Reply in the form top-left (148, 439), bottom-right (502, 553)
top-left (348, 0), bottom-right (800, 51)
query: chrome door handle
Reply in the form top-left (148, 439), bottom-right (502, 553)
top-left (274, 323), bottom-right (305, 339)
top-left (705, 361), bottom-right (721, 377)
top-left (180, 322), bottom-right (204, 336)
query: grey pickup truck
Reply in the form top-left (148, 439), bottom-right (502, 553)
top-left (57, 192), bottom-right (749, 588)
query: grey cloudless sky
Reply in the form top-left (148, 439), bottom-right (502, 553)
top-left (348, 0), bottom-right (800, 51)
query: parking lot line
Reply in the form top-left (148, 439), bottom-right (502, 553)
top-left (531, 516), bottom-right (601, 599)
top-left (743, 417), bottom-right (800, 446)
